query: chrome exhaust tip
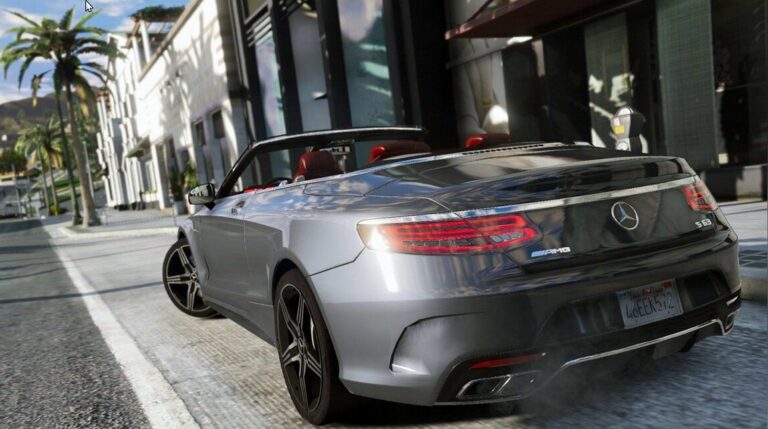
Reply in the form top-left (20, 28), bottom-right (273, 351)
top-left (457, 371), bottom-right (541, 400)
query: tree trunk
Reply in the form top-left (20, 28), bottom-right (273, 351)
top-left (48, 154), bottom-right (59, 210)
top-left (37, 147), bottom-right (51, 214)
top-left (64, 84), bottom-right (100, 227)
top-left (54, 89), bottom-right (82, 225)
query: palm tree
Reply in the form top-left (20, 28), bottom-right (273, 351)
top-left (16, 117), bottom-right (65, 214)
top-left (1, 8), bottom-right (119, 227)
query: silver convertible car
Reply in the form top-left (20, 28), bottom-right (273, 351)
top-left (162, 127), bottom-right (740, 424)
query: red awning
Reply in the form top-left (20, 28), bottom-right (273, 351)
top-left (445, 0), bottom-right (635, 39)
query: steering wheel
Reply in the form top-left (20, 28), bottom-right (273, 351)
top-left (264, 177), bottom-right (292, 187)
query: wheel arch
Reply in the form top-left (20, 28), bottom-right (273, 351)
top-left (271, 256), bottom-right (346, 379)
top-left (272, 258), bottom-right (300, 302)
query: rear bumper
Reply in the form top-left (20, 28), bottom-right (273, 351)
top-left (435, 295), bottom-right (739, 404)
top-left (308, 232), bottom-right (739, 405)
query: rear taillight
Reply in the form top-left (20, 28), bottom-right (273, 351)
top-left (682, 179), bottom-right (718, 212)
top-left (358, 213), bottom-right (539, 254)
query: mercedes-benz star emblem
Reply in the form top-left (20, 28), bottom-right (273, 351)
top-left (611, 201), bottom-right (639, 230)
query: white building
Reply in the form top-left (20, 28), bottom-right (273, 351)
top-left (96, 0), bottom-right (249, 211)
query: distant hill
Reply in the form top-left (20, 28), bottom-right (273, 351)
top-left (0, 93), bottom-right (66, 150)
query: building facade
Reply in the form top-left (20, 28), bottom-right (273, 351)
top-left (99, 0), bottom-right (765, 206)
top-left (97, 0), bottom-right (249, 210)
top-left (225, 0), bottom-right (457, 158)
top-left (444, 0), bottom-right (767, 171)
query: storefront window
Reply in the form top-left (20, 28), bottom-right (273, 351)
top-left (289, 5), bottom-right (332, 131)
top-left (712, 0), bottom-right (767, 165)
top-left (338, 0), bottom-right (395, 126)
top-left (255, 31), bottom-right (286, 137)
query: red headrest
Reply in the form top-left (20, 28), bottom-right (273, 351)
top-left (368, 140), bottom-right (431, 164)
top-left (465, 133), bottom-right (510, 149)
top-left (292, 151), bottom-right (342, 182)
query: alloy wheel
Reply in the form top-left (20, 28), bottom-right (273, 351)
top-left (165, 244), bottom-right (206, 312)
top-left (277, 284), bottom-right (324, 412)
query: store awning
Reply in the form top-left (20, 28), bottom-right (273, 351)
top-left (126, 137), bottom-right (150, 158)
top-left (445, 0), bottom-right (636, 39)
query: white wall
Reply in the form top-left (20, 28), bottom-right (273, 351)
top-left (98, 0), bottom-right (247, 209)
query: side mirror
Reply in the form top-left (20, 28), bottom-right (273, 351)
top-left (188, 183), bottom-right (216, 205)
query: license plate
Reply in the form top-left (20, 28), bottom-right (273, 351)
top-left (617, 280), bottom-right (683, 328)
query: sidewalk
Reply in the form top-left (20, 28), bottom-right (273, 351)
top-left (46, 208), bottom-right (185, 240)
top-left (720, 201), bottom-right (767, 302)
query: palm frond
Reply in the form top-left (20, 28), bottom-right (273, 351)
top-left (80, 67), bottom-right (109, 86)
top-left (17, 55), bottom-right (36, 89)
top-left (59, 8), bottom-right (74, 30)
top-left (3, 9), bottom-right (41, 28)
top-left (72, 9), bottom-right (99, 29)
top-left (31, 71), bottom-right (51, 107)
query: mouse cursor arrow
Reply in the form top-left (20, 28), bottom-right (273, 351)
top-left (85, 0), bottom-right (94, 12)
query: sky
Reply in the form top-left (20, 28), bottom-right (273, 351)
top-left (0, 0), bottom-right (188, 104)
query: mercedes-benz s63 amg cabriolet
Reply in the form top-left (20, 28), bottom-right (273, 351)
top-left (162, 127), bottom-right (740, 424)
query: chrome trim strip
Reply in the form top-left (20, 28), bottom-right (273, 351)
top-left (726, 295), bottom-right (739, 306)
top-left (556, 319), bottom-right (721, 372)
top-left (439, 317), bottom-right (725, 406)
top-left (361, 176), bottom-right (696, 225)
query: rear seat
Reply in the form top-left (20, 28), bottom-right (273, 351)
top-left (368, 141), bottom-right (430, 164)
top-left (292, 151), bottom-right (343, 182)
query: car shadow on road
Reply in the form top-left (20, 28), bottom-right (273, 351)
top-left (333, 369), bottom-right (612, 426)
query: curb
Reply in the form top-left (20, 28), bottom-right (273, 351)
top-left (59, 226), bottom-right (178, 240)
top-left (740, 268), bottom-right (767, 303)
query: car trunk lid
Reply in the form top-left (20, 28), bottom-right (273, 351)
top-left (367, 146), bottom-right (720, 265)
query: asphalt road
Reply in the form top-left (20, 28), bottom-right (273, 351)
top-left (0, 220), bottom-right (150, 429)
top-left (1, 218), bottom-right (766, 428)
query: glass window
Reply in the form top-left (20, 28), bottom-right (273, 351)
top-left (338, 0), bottom-right (395, 126)
top-left (289, 5), bottom-right (332, 131)
top-left (211, 110), bottom-right (230, 176)
top-left (712, 0), bottom-right (767, 165)
top-left (245, 0), bottom-right (266, 18)
top-left (212, 111), bottom-right (226, 139)
top-left (255, 30), bottom-right (286, 137)
top-left (194, 121), bottom-right (215, 184)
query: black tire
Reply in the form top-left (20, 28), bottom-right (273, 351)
top-left (162, 238), bottom-right (218, 318)
top-left (274, 269), bottom-right (354, 425)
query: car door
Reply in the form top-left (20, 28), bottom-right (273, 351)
top-left (199, 192), bottom-right (252, 314)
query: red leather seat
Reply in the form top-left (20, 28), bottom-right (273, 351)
top-left (465, 133), bottom-right (510, 149)
top-left (292, 151), bottom-right (343, 182)
top-left (368, 140), bottom-right (431, 164)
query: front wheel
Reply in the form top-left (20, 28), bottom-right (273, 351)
top-left (274, 269), bottom-right (354, 424)
top-left (162, 238), bottom-right (217, 318)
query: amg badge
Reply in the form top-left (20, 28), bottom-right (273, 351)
top-left (531, 247), bottom-right (571, 258)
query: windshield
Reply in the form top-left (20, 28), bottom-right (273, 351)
top-left (225, 135), bottom-right (433, 196)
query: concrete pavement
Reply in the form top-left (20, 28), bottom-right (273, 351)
top-left (20, 215), bottom-right (767, 428)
